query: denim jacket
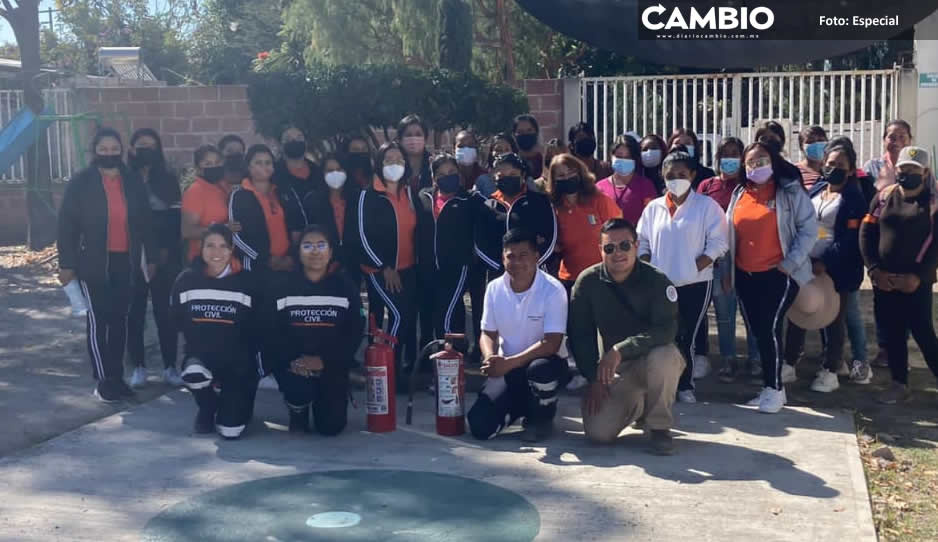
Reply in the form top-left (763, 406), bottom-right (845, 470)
top-left (725, 172), bottom-right (818, 288)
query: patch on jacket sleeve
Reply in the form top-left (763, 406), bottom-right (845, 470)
top-left (666, 285), bottom-right (678, 302)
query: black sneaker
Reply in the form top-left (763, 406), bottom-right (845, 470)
top-left (288, 407), bottom-right (311, 433)
top-left (193, 409), bottom-right (215, 434)
top-left (718, 358), bottom-right (738, 383)
top-left (649, 429), bottom-right (676, 455)
top-left (93, 381), bottom-right (121, 403)
top-left (115, 380), bottom-right (136, 398)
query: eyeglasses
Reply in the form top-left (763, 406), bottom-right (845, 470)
top-left (300, 241), bottom-right (330, 253)
top-left (602, 241), bottom-right (633, 254)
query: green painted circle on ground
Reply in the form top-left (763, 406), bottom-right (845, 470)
top-left (142, 469), bottom-right (540, 542)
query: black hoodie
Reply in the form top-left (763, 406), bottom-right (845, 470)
top-left (415, 187), bottom-right (485, 270)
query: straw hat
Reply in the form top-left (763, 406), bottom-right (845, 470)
top-left (787, 272), bottom-right (840, 330)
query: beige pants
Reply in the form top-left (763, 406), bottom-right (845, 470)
top-left (582, 344), bottom-right (685, 443)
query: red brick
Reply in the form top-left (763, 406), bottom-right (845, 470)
top-left (99, 88), bottom-right (131, 103)
top-left (537, 93), bottom-right (563, 112)
top-left (173, 134), bottom-right (203, 149)
top-left (192, 118), bottom-right (220, 132)
top-left (204, 101), bottom-right (234, 116)
top-left (129, 87), bottom-right (160, 102)
top-left (524, 79), bottom-right (558, 96)
top-left (114, 102), bottom-right (149, 115)
top-left (145, 101), bottom-right (175, 116)
top-left (219, 85), bottom-right (248, 101)
top-left (233, 100), bottom-right (252, 117)
top-left (534, 110), bottom-right (561, 128)
top-left (174, 102), bottom-right (204, 117)
top-left (81, 89), bottom-right (101, 104)
top-left (162, 118), bottom-right (191, 133)
top-left (188, 86), bottom-right (219, 101)
top-left (158, 87), bottom-right (189, 101)
top-left (130, 118), bottom-right (161, 132)
top-left (90, 101), bottom-right (115, 113)
top-left (222, 118), bottom-right (254, 132)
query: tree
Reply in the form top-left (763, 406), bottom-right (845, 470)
top-left (188, 0), bottom-right (284, 84)
top-left (0, 0), bottom-right (55, 250)
top-left (438, 0), bottom-right (471, 73)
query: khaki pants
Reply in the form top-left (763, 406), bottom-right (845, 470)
top-left (582, 344), bottom-right (685, 443)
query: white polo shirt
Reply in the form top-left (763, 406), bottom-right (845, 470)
top-left (481, 269), bottom-right (568, 357)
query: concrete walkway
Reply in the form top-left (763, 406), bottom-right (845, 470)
top-left (0, 388), bottom-right (875, 541)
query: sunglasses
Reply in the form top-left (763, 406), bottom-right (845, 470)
top-left (602, 241), bottom-right (633, 254)
top-left (300, 241), bottom-right (330, 253)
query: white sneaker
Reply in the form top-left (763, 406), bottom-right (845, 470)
top-left (129, 367), bottom-right (147, 389)
top-left (781, 363), bottom-right (797, 384)
top-left (257, 375), bottom-right (279, 390)
top-left (746, 388), bottom-right (766, 406)
top-left (677, 390), bottom-right (697, 403)
top-left (810, 369), bottom-right (840, 393)
top-left (692, 355), bottom-right (711, 379)
top-left (746, 386), bottom-right (787, 409)
top-left (758, 387), bottom-right (787, 413)
top-left (848, 360), bottom-right (873, 385)
top-left (163, 367), bottom-right (184, 387)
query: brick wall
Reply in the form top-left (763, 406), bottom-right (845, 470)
top-left (78, 85), bottom-right (263, 170)
top-left (520, 79), bottom-right (565, 144)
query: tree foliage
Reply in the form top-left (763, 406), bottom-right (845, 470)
top-left (247, 61), bottom-right (528, 152)
top-left (438, 0), bottom-right (471, 73)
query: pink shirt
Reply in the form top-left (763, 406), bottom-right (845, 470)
top-left (596, 174), bottom-right (657, 225)
top-left (697, 175), bottom-right (741, 211)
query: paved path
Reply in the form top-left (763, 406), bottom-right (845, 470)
top-left (0, 388), bottom-right (875, 541)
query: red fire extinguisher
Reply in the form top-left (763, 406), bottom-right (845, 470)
top-left (365, 315), bottom-right (397, 433)
top-left (406, 333), bottom-right (466, 436)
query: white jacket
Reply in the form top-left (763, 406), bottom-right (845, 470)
top-left (637, 190), bottom-right (729, 287)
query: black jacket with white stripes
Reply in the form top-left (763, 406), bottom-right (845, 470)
top-left (415, 187), bottom-right (485, 270)
top-left (356, 182), bottom-right (419, 270)
top-left (474, 189), bottom-right (557, 271)
top-left (170, 262), bottom-right (259, 369)
top-left (261, 270), bottom-right (364, 375)
top-left (228, 181), bottom-right (302, 271)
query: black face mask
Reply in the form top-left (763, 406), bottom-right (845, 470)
top-left (224, 153), bottom-right (245, 174)
top-left (555, 177), bottom-right (581, 195)
top-left (130, 147), bottom-right (158, 169)
top-left (95, 154), bottom-right (122, 170)
top-left (437, 173), bottom-right (461, 194)
top-left (516, 133), bottom-right (538, 152)
top-left (574, 138), bottom-right (597, 157)
top-left (283, 140), bottom-right (306, 160)
top-left (496, 175), bottom-right (522, 196)
top-left (203, 165), bottom-right (225, 184)
top-left (897, 172), bottom-right (924, 190)
top-left (822, 167), bottom-right (848, 186)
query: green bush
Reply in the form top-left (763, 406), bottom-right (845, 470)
top-left (246, 61), bottom-right (529, 151)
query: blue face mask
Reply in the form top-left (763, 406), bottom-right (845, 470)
top-left (805, 141), bottom-right (827, 162)
top-left (684, 145), bottom-right (695, 158)
top-left (612, 157), bottom-right (635, 176)
top-left (720, 158), bottom-right (740, 175)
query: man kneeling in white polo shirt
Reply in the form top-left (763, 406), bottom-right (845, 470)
top-left (467, 228), bottom-right (569, 443)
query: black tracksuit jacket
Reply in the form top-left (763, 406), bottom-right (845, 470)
top-left (302, 186), bottom-right (362, 273)
top-left (356, 183), bottom-right (419, 270)
top-left (261, 270), bottom-right (364, 374)
top-left (474, 189), bottom-right (557, 272)
top-left (57, 165), bottom-right (156, 284)
top-left (228, 182), bottom-right (296, 271)
top-left (141, 169), bottom-right (182, 266)
top-left (415, 187), bottom-right (485, 270)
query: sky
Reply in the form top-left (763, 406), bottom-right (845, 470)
top-left (0, 0), bottom-right (168, 47)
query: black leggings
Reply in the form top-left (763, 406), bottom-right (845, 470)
top-left (366, 267), bottom-right (418, 370)
top-left (127, 265), bottom-right (179, 369)
top-left (81, 253), bottom-right (132, 383)
top-left (874, 285), bottom-right (938, 385)
top-left (676, 281), bottom-right (713, 391)
top-left (785, 292), bottom-right (847, 372)
top-left (736, 268), bottom-right (800, 390)
top-left (182, 356), bottom-right (257, 438)
top-left (274, 366), bottom-right (349, 436)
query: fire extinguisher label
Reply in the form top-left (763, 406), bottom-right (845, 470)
top-left (366, 366), bottom-right (388, 415)
top-left (437, 358), bottom-right (461, 417)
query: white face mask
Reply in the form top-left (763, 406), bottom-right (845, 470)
top-left (383, 164), bottom-right (405, 182)
top-left (641, 149), bottom-right (662, 168)
top-left (455, 147), bottom-right (478, 165)
top-left (665, 178), bottom-right (691, 197)
top-left (325, 171), bottom-right (347, 189)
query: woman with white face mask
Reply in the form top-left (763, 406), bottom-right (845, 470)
top-left (636, 150), bottom-right (729, 405)
top-left (639, 134), bottom-right (667, 195)
top-left (357, 141), bottom-right (419, 374)
top-left (726, 141), bottom-right (817, 414)
top-left (302, 153), bottom-right (361, 283)
top-left (398, 113), bottom-right (433, 190)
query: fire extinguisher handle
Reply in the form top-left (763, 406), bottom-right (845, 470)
top-left (443, 333), bottom-right (466, 340)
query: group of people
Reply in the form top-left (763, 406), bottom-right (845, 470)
top-left (56, 111), bottom-right (938, 454)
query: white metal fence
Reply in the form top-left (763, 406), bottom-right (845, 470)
top-left (0, 88), bottom-right (77, 185)
top-left (580, 68), bottom-right (901, 169)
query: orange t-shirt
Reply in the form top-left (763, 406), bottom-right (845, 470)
top-left (241, 180), bottom-right (290, 259)
top-left (330, 190), bottom-right (346, 241)
top-left (288, 161), bottom-right (311, 180)
top-left (733, 182), bottom-right (784, 273)
top-left (182, 178), bottom-right (232, 261)
top-left (102, 175), bottom-right (129, 252)
top-left (556, 192), bottom-right (622, 281)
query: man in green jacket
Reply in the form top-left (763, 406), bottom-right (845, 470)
top-left (568, 218), bottom-right (684, 455)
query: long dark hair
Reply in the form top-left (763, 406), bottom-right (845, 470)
top-left (194, 224), bottom-right (234, 271)
top-left (322, 152), bottom-right (362, 202)
top-left (742, 140), bottom-right (789, 184)
top-left (374, 141), bottom-right (411, 186)
top-left (130, 128), bottom-right (179, 204)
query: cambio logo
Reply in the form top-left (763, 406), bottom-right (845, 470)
top-left (641, 4), bottom-right (775, 31)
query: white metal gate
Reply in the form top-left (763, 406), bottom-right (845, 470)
top-left (580, 68), bottom-right (900, 168)
top-left (0, 88), bottom-right (77, 185)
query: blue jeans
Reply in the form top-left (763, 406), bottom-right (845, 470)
top-left (844, 290), bottom-right (868, 362)
top-left (712, 265), bottom-right (760, 361)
